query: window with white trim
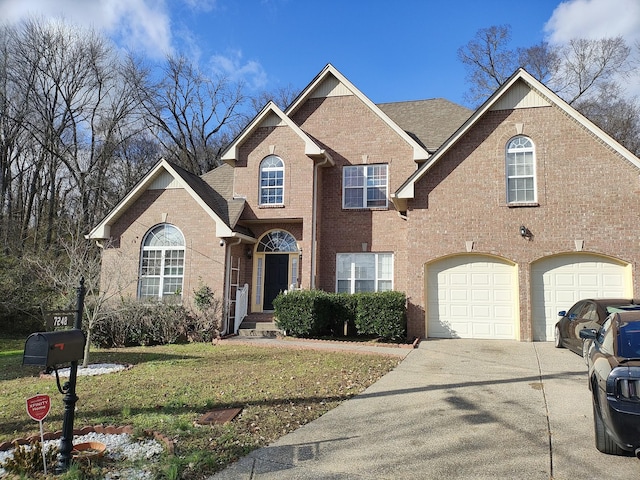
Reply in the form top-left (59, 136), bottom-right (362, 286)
top-left (259, 155), bottom-right (284, 205)
top-left (343, 164), bottom-right (388, 209)
top-left (506, 136), bottom-right (536, 203)
top-left (336, 253), bottom-right (393, 293)
top-left (139, 224), bottom-right (185, 300)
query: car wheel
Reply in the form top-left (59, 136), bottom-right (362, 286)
top-left (593, 398), bottom-right (626, 455)
top-left (554, 326), bottom-right (563, 348)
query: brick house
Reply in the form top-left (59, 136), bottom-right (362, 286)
top-left (88, 64), bottom-right (640, 342)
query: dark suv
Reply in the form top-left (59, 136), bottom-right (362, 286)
top-left (580, 311), bottom-right (640, 456)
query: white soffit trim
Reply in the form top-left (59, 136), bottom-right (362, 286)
top-left (395, 68), bottom-right (640, 200)
top-left (220, 102), bottom-right (323, 162)
top-left (86, 159), bottom-right (232, 239)
top-left (286, 64), bottom-right (430, 162)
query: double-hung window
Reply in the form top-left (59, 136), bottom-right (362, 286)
top-left (139, 224), bottom-right (185, 300)
top-left (506, 136), bottom-right (536, 203)
top-left (336, 253), bottom-right (393, 293)
top-left (259, 155), bottom-right (284, 205)
top-left (343, 164), bottom-right (388, 209)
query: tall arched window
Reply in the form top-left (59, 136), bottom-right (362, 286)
top-left (139, 224), bottom-right (185, 300)
top-left (259, 155), bottom-right (284, 205)
top-left (506, 136), bottom-right (536, 203)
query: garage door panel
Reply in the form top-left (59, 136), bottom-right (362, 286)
top-left (472, 323), bottom-right (491, 336)
top-left (603, 275), bottom-right (623, 288)
top-left (427, 255), bottom-right (517, 339)
top-left (451, 305), bottom-right (469, 316)
top-left (531, 254), bottom-right (629, 341)
top-left (450, 289), bottom-right (468, 301)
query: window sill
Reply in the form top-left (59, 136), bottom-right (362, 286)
top-left (258, 204), bottom-right (285, 209)
top-left (507, 202), bottom-right (539, 208)
top-left (342, 207), bottom-right (389, 212)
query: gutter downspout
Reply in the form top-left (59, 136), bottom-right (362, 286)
top-left (221, 237), bottom-right (242, 336)
top-left (311, 152), bottom-right (332, 289)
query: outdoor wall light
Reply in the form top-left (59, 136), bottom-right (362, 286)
top-left (520, 225), bottom-right (532, 239)
top-left (246, 248), bottom-right (253, 259)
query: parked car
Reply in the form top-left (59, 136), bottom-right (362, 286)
top-left (580, 311), bottom-right (640, 456)
top-left (554, 299), bottom-right (640, 357)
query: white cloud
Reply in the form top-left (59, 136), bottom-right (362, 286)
top-left (545, 0), bottom-right (640, 98)
top-left (545, 0), bottom-right (640, 44)
top-left (210, 50), bottom-right (268, 90)
top-left (0, 0), bottom-right (174, 58)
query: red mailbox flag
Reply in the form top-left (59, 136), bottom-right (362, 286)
top-left (26, 394), bottom-right (51, 422)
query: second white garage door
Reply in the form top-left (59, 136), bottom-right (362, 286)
top-left (531, 254), bottom-right (631, 341)
top-left (426, 255), bottom-right (517, 339)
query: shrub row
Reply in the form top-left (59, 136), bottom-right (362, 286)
top-left (273, 290), bottom-right (407, 341)
top-left (91, 298), bottom-right (219, 348)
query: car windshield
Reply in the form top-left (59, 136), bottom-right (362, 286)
top-left (607, 305), bottom-right (640, 314)
top-left (617, 326), bottom-right (640, 358)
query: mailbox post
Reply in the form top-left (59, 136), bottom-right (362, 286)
top-left (22, 278), bottom-right (86, 473)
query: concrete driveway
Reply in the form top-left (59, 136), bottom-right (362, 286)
top-left (210, 339), bottom-right (640, 479)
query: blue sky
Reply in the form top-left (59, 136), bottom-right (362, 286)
top-left (1, 0), bottom-right (639, 107)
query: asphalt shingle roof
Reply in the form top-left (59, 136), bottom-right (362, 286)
top-left (378, 98), bottom-right (472, 153)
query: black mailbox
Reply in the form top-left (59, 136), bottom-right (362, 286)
top-left (23, 330), bottom-right (86, 368)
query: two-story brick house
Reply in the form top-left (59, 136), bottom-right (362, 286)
top-left (88, 64), bottom-right (640, 342)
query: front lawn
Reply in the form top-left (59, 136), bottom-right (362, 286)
top-left (0, 337), bottom-right (399, 479)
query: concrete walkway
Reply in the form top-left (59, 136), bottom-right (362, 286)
top-left (209, 338), bottom-right (640, 479)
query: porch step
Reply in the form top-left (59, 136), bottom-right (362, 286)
top-left (237, 316), bottom-right (282, 337)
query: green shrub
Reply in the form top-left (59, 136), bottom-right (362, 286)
top-left (274, 290), bottom-right (406, 341)
top-left (273, 290), bottom-right (331, 337)
top-left (354, 291), bottom-right (407, 341)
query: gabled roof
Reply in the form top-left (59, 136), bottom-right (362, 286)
top-left (200, 162), bottom-right (247, 229)
top-left (87, 159), bottom-right (241, 240)
top-left (285, 64), bottom-right (431, 162)
top-left (393, 68), bottom-right (640, 204)
top-left (378, 99), bottom-right (472, 153)
top-left (220, 101), bottom-right (333, 164)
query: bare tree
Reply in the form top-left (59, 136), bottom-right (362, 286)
top-left (458, 25), bottom-right (638, 154)
top-left (29, 223), bottom-right (138, 367)
top-left (458, 25), bottom-right (633, 107)
top-left (248, 84), bottom-right (301, 114)
top-left (140, 54), bottom-right (246, 175)
top-left (1, 17), bottom-right (148, 252)
top-left (457, 25), bottom-right (518, 105)
top-left (550, 37), bottom-right (632, 105)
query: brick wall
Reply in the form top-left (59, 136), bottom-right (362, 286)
top-left (291, 96), bottom-right (412, 293)
top-left (102, 188), bottom-right (226, 307)
top-left (403, 104), bottom-right (640, 339)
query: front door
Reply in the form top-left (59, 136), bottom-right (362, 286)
top-left (263, 254), bottom-right (289, 310)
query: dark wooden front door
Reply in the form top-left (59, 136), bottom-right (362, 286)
top-left (264, 254), bottom-right (289, 310)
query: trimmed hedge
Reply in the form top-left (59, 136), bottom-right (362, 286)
top-left (273, 290), bottom-right (406, 341)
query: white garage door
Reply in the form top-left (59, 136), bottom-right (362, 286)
top-left (531, 254), bottom-right (630, 341)
top-left (427, 255), bottom-right (517, 339)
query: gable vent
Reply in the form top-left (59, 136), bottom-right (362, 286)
top-left (490, 81), bottom-right (551, 111)
top-left (310, 75), bottom-right (353, 99)
top-left (261, 111), bottom-right (285, 127)
top-left (149, 170), bottom-right (181, 190)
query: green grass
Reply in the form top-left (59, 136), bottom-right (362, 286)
top-left (0, 337), bottom-right (399, 479)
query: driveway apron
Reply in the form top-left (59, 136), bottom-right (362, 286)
top-left (209, 339), bottom-right (640, 479)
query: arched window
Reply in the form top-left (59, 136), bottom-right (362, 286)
top-left (139, 224), bottom-right (185, 300)
top-left (257, 230), bottom-right (298, 252)
top-left (506, 136), bottom-right (536, 203)
top-left (259, 155), bottom-right (284, 205)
